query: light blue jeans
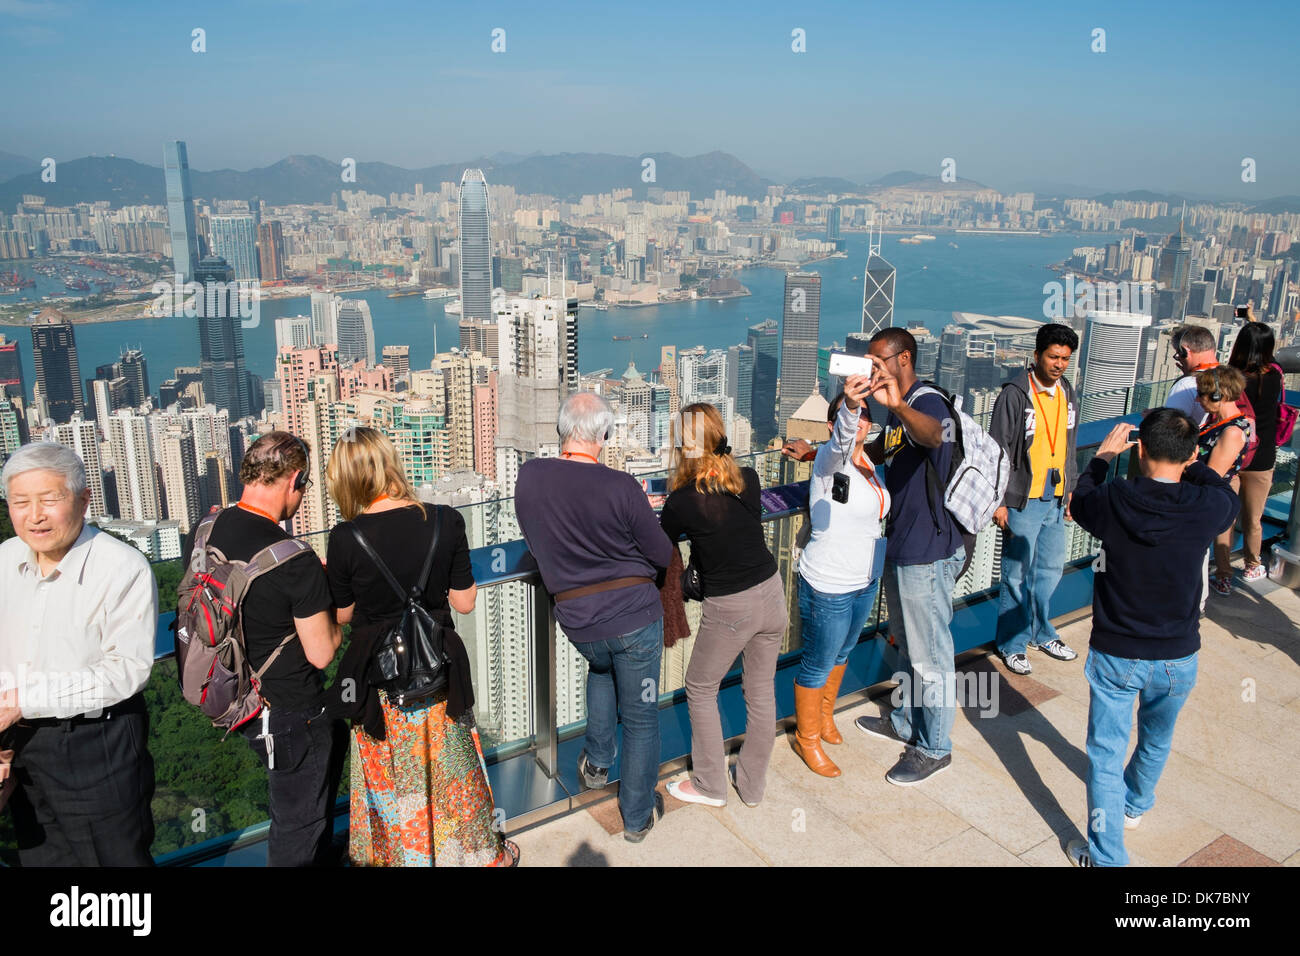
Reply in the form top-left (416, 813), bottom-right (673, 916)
top-left (1084, 647), bottom-right (1198, 866)
top-left (795, 575), bottom-right (880, 688)
top-left (882, 549), bottom-right (965, 760)
top-left (996, 498), bottom-right (1066, 656)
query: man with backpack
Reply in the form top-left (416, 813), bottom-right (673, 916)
top-left (854, 328), bottom-right (967, 786)
top-left (989, 323), bottom-right (1082, 675)
top-left (179, 432), bottom-right (344, 866)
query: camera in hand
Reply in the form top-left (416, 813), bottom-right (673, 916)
top-left (832, 471), bottom-right (851, 503)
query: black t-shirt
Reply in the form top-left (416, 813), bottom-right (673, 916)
top-left (659, 467), bottom-right (777, 598)
top-left (326, 503), bottom-right (475, 628)
top-left (1243, 366), bottom-right (1282, 472)
top-left (182, 506), bottom-right (334, 712)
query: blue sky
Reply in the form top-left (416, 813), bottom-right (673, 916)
top-left (2, 0), bottom-right (1298, 197)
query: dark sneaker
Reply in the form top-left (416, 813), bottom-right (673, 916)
top-left (1032, 639), bottom-right (1078, 662)
top-left (623, 792), bottom-right (665, 843)
top-left (854, 714), bottom-right (910, 744)
top-left (1066, 838), bottom-right (1093, 867)
top-left (1001, 652), bottom-right (1032, 675)
top-left (885, 749), bottom-right (951, 787)
top-left (577, 750), bottom-right (609, 791)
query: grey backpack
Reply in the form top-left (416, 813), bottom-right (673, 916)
top-left (175, 512), bottom-right (313, 734)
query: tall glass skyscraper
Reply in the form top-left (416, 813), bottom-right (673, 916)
top-left (778, 272), bottom-right (822, 432)
top-left (195, 256), bottom-right (251, 419)
top-left (458, 169), bottom-right (493, 323)
top-left (164, 141), bottom-right (200, 282)
top-left (335, 298), bottom-right (376, 367)
top-left (747, 318), bottom-right (780, 446)
top-left (861, 225), bottom-right (896, 335)
top-left (210, 215), bottom-right (259, 282)
top-left (31, 312), bottom-right (84, 424)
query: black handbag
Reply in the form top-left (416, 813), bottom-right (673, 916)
top-left (351, 506), bottom-right (451, 706)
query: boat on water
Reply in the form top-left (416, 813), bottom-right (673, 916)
top-left (580, 301), bottom-right (609, 311)
top-left (442, 299), bottom-right (461, 314)
top-left (64, 277), bottom-right (90, 291)
top-left (388, 288), bottom-right (423, 298)
top-left (852, 276), bottom-right (859, 281)
top-left (912, 234), bottom-right (937, 241)
top-left (898, 237), bottom-right (921, 245)
top-left (949, 242), bottom-right (959, 249)
top-left (423, 287), bottom-right (456, 300)
top-left (612, 333), bottom-right (649, 341)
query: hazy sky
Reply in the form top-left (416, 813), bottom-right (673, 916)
top-left (3, 0), bottom-right (1298, 197)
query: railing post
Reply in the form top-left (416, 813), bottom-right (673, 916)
top-left (531, 582), bottom-right (558, 777)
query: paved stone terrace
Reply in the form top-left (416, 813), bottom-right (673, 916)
top-left (512, 577), bottom-right (1300, 867)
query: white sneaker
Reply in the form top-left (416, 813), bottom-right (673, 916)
top-left (1002, 652), bottom-right (1032, 675)
top-left (1124, 813), bottom-right (1142, 830)
top-left (666, 777), bottom-right (725, 807)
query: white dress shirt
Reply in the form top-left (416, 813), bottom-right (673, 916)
top-left (0, 523), bottom-right (157, 719)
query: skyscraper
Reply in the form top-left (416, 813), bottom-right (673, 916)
top-left (861, 224), bottom-right (896, 335)
top-left (118, 349), bottom-right (149, 407)
top-left (659, 345), bottom-right (680, 419)
top-left (257, 220), bottom-right (286, 281)
top-left (334, 298), bottom-right (376, 367)
top-left (49, 414), bottom-right (107, 517)
top-left (747, 319), bottom-right (780, 446)
top-left (1079, 310), bottom-right (1153, 420)
top-left (458, 169), bottom-right (493, 323)
top-left (209, 215), bottom-right (259, 282)
top-left (381, 345), bottom-right (410, 382)
top-left (778, 272), bottom-right (822, 431)
top-left (195, 256), bottom-right (251, 419)
top-left (106, 410), bottom-right (161, 521)
top-left (937, 325), bottom-right (967, 398)
top-left (275, 315), bottom-right (314, 351)
top-left (159, 427), bottom-right (201, 533)
top-left (1157, 221), bottom-right (1192, 321)
top-left (0, 333), bottom-right (25, 402)
top-left (726, 343), bottom-right (753, 424)
top-left (310, 291), bottom-right (337, 346)
top-left (164, 140), bottom-right (200, 282)
top-left (826, 206), bottom-right (841, 242)
top-left (31, 310), bottom-right (83, 424)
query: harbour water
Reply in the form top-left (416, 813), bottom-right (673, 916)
top-left (9, 232), bottom-right (1083, 396)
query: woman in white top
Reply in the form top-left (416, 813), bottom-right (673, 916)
top-left (790, 374), bottom-right (889, 778)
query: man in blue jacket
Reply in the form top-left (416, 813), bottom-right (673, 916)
top-left (1066, 410), bottom-right (1239, 867)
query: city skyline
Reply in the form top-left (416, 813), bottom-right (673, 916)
top-left (2, 1), bottom-right (1299, 198)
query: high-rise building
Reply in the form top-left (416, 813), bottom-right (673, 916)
top-left (0, 333), bottom-right (26, 402)
top-left (494, 294), bottom-right (567, 491)
top-left (779, 271), bottom-right (822, 431)
top-left (159, 427), bottom-right (201, 533)
top-left (678, 346), bottom-right (728, 407)
top-left (432, 350), bottom-right (490, 472)
top-left (1157, 221), bottom-right (1192, 321)
top-left (659, 346), bottom-right (680, 419)
top-left (118, 349), bottom-right (149, 407)
top-left (257, 220), bottom-right (286, 281)
top-left (0, 399), bottom-right (22, 467)
top-left (310, 292), bottom-right (337, 346)
top-left (334, 298), bottom-right (376, 367)
top-left (106, 410), bottom-right (161, 521)
top-left (937, 325), bottom-right (967, 398)
top-left (49, 414), bottom-right (107, 517)
top-left (459, 319), bottom-right (499, 362)
top-left (826, 206), bottom-right (841, 241)
top-left (472, 370), bottom-right (498, 479)
top-left (747, 319), bottom-right (780, 445)
top-left (195, 257), bottom-right (251, 419)
top-left (31, 311), bottom-right (83, 424)
top-left (87, 376), bottom-right (128, 422)
top-left (726, 343), bottom-right (753, 424)
top-left (209, 215), bottom-right (259, 282)
top-left (164, 140), bottom-right (200, 281)
top-left (382, 345), bottom-right (410, 382)
top-left (275, 315), bottom-right (314, 351)
top-left (458, 169), bottom-right (493, 322)
top-left (861, 225), bottom-right (896, 335)
top-left (1079, 310), bottom-right (1153, 420)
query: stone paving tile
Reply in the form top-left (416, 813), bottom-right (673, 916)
top-left (1122, 806), bottom-right (1224, 868)
top-left (584, 780), bottom-right (686, 836)
top-left (1180, 834), bottom-right (1280, 867)
top-left (924, 826), bottom-right (1026, 866)
top-left (1018, 833), bottom-right (1075, 867)
top-left (1167, 705), bottom-right (1300, 812)
top-left (1284, 850), bottom-right (1300, 867)
top-left (958, 654), bottom-right (1060, 717)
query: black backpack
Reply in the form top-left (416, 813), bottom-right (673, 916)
top-left (350, 506), bottom-right (451, 706)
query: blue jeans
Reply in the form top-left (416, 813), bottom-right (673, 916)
top-left (996, 498), bottom-right (1066, 656)
top-left (796, 575), bottom-right (880, 688)
top-left (1084, 648), bottom-right (1198, 866)
top-left (883, 549), bottom-right (965, 760)
top-left (572, 619), bottom-right (663, 832)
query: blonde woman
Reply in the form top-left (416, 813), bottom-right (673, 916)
top-left (324, 427), bottom-right (517, 866)
top-left (660, 403), bottom-right (787, 808)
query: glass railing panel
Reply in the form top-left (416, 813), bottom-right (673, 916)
top-left (452, 573), bottom-right (535, 758)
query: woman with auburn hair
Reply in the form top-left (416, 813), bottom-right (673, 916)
top-left (659, 403), bottom-right (786, 809)
top-left (323, 427), bottom-right (517, 866)
top-left (1194, 367), bottom-right (1254, 595)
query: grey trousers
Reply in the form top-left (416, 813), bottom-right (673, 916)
top-left (685, 572), bottom-right (787, 803)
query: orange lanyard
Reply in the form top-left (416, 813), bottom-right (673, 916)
top-left (853, 448), bottom-right (887, 521)
top-left (369, 494), bottom-right (389, 508)
top-left (1029, 375), bottom-right (1064, 457)
top-left (237, 501), bottom-right (278, 523)
top-left (1200, 411), bottom-right (1245, 438)
top-left (561, 452), bottom-right (599, 463)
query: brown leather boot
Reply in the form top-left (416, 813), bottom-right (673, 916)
top-left (792, 684), bottom-right (840, 777)
top-left (821, 664), bottom-right (848, 744)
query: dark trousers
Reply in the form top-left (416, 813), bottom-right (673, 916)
top-left (243, 705), bottom-right (346, 867)
top-left (9, 702), bottom-right (156, 866)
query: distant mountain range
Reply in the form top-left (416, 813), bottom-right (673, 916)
top-left (0, 149), bottom-right (1296, 214)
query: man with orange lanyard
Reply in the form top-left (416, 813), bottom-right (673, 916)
top-left (990, 323), bottom-right (1082, 676)
top-left (1164, 324), bottom-right (1220, 425)
top-left (180, 431), bottom-right (345, 866)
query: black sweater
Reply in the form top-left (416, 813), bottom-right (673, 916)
top-left (660, 467), bottom-right (777, 598)
top-left (1071, 458), bottom-right (1239, 660)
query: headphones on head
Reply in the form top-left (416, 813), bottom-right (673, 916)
top-left (1209, 366), bottom-right (1222, 403)
top-left (289, 434), bottom-right (310, 491)
top-left (1172, 330), bottom-right (1189, 365)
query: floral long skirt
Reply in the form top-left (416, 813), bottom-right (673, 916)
top-left (349, 691), bottom-right (509, 866)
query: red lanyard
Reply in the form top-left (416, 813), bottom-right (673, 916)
top-left (1029, 375), bottom-right (1064, 457)
top-left (853, 448), bottom-right (887, 521)
top-left (237, 501), bottom-right (278, 523)
top-left (561, 452), bottom-right (599, 463)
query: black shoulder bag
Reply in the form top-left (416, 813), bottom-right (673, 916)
top-left (351, 506), bottom-right (451, 706)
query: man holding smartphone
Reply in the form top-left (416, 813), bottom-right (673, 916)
top-left (989, 323), bottom-right (1081, 675)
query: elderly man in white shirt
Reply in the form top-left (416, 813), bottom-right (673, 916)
top-left (0, 441), bottom-right (157, 865)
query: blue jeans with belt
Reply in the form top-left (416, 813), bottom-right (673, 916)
top-left (796, 575), bottom-right (880, 688)
top-left (1084, 648), bottom-right (1198, 866)
top-left (572, 619), bottom-right (664, 832)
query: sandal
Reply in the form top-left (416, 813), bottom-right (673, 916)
top-left (502, 839), bottom-right (520, 867)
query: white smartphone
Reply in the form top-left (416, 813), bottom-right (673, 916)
top-left (828, 351), bottom-right (874, 378)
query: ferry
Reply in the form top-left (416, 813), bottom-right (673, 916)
top-left (912, 234), bottom-right (937, 241)
top-left (579, 301), bottom-right (609, 311)
top-left (898, 237), bottom-right (921, 245)
top-left (423, 287), bottom-right (456, 300)
top-left (442, 299), bottom-right (461, 314)
top-left (612, 333), bottom-right (649, 341)
top-left (388, 288), bottom-right (423, 298)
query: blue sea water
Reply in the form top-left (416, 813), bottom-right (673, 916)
top-left (11, 232), bottom-right (1081, 397)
